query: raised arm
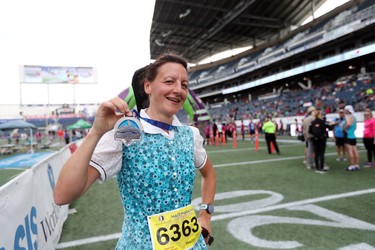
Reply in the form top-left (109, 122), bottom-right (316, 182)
top-left (54, 97), bottom-right (131, 205)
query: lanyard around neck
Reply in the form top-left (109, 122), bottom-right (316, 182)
top-left (134, 110), bottom-right (174, 131)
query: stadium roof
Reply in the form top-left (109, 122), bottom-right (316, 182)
top-left (150, 0), bottom-right (327, 64)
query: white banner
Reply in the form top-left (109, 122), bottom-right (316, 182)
top-left (0, 141), bottom-right (81, 250)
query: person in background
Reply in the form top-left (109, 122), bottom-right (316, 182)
top-left (64, 129), bottom-right (70, 144)
top-left (12, 129), bottom-right (20, 144)
top-left (241, 120), bottom-right (245, 140)
top-left (249, 118), bottom-right (256, 143)
top-left (205, 122), bottom-right (211, 145)
top-left (6, 133), bottom-right (11, 144)
top-left (212, 120), bottom-right (217, 140)
top-left (58, 128), bottom-right (64, 144)
top-left (343, 105), bottom-right (360, 171)
top-left (54, 52), bottom-right (216, 249)
top-left (302, 106), bottom-right (317, 169)
top-left (217, 121), bottom-right (223, 140)
top-left (362, 108), bottom-right (375, 167)
top-left (35, 131), bottom-right (42, 144)
top-left (279, 119), bottom-right (284, 135)
top-left (309, 108), bottom-right (330, 174)
top-left (222, 122), bottom-right (228, 142)
top-left (262, 117), bottom-right (280, 155)
top-left (331, 109), bottom-right (347, 161)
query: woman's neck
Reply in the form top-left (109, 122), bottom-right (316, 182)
top-left (145, 108), bottom-right (173, 124)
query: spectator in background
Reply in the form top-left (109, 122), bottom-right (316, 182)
top-left (249, 118), bottom-right (256, 142)
top-left (331, 109), bottom-right (347, 161)
top-left (262, 117), bottom-right (280, 155)
top-left (362, 108), bottom-right (375, 167)
top-left (279, 119), bottom-right (284, 135)
top-left (205, 122), bottom-right (211, 145)
top-left (6, 133), bottom-right (11, 144)
top-left (35, 131), bottom-right (42, 144)
top-left (217, 121), bottom-right (223, 139)
top-left (241, 120), bottom-right (245, 140)
top-left (302, 106), bottom-right (317, 169)
top-left (58, 128), bottom-right (64, 144)
top-left (212, 120), bottom-right (218, 139)
top-left (257, 120), bottom-right (263, 135)
top-left (12, 129), bottom-right (20, 144)
top-left (309, 108), bottom-right (330, 174)
top-left (64, 130), bottom-right (70, 144)
top-left (343, 105), bottom-right (360, 171)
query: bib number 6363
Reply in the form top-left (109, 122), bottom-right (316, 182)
top-left (157, 217), bottom-right (199, 245)
top-left (148, 205), bottom-right (201, 250)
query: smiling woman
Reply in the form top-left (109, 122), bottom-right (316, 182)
top-left (53, 52), bottom-right (217, 249)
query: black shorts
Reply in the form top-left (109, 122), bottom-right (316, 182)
top-left (345, 138), bottom-right (357, 146)
top-left (249, 130), bottom-right (255, 135)
top-left (335, 137), bottom-right (345, 146)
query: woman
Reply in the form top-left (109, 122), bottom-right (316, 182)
top-left (54, 53), bottom-right (216, 249)
top-left (362, 108), bottom-right (375, 167)
top-left (343, 105), bottom-right (360, 171)
top-left (309, 108), bottom-right (330, 173)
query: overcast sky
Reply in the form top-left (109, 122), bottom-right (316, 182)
top-left (0, 0), bottom-right (349, 106)
top-left (0, 0), bottom-right (155, 105)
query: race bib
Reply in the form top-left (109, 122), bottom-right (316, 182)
top-left (148, 204), bottom-right (201, 250)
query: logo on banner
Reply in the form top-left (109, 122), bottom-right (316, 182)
top-left (47, 164), bottom-right (55, 190)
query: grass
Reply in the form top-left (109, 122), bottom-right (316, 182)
top-left (61, 138), bottom-right (375, 249)
top-left (2, 136), bottom-right (375, 249)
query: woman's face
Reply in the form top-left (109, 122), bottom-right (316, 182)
top-left (145, 62), bottom-right (188, 117)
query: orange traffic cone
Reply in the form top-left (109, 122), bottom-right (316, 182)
top-left (215, 134), bottom-right (219, 146)
top-left (255, 130), bottom-right (259, 151)
top-left (271, 141), bottom-right (275, 154)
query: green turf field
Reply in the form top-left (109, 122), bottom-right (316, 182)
top-left (2, 137), bottom-right (375, 249)
top-left (52, 138), bottom-right (375, 250)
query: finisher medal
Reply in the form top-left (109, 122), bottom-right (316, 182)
top-left (114, 116), bottom-right (143, 146)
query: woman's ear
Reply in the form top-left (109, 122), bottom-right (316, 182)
top-left (144, 80), bottom-right (151, 95)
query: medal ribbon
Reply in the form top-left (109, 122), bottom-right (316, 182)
top-left (133, 110), bottom-right (174, 131)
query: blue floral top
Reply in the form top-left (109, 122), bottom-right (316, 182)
top-left (115, 126), bottom-right (207, 249)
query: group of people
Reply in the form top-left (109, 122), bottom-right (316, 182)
top-left (302, 104), bottom-right (375, 173)
top-left (204, 120), bottom-right (237, 145)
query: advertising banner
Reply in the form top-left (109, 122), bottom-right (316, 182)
top-left (21, 66), bottom-right (97, 84)
top-left (0, 141), bottom-right (81, 249)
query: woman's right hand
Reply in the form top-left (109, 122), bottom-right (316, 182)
top-left (91, 96), bottom-right (132, 136)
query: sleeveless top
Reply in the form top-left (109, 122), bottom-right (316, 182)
top-left (115, 125), bottom-right (207, 250)
top-left (345, 115), bottom-right (357, 139)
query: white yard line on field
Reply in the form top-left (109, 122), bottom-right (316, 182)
top-left (56, 186), bottom-right (374, 248)
top-left (56, 233), bottom-right (122, 249)
top-left (211, 188), bottom-right (375, 221)
top-left (213, 152), bottom-right (341, 168)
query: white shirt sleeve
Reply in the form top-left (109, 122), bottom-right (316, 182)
top-left (90, 129), bottom-right (123, 183)
top-left (190, 126), bottom-right (207, 169)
